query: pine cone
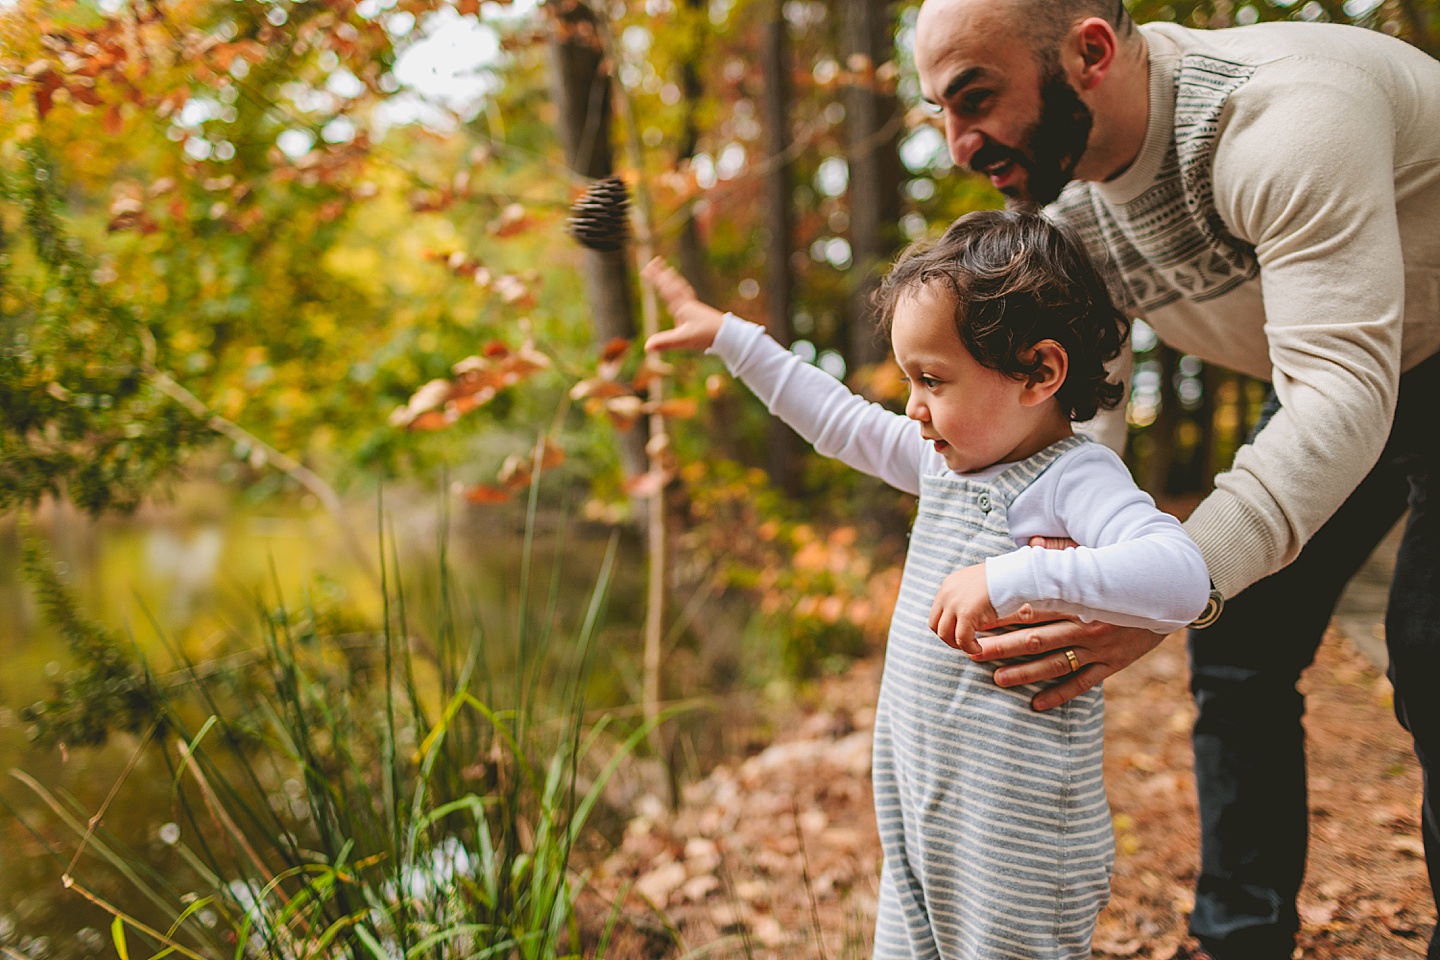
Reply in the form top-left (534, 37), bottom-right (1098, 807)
top-left (567, 175), bottom-right (631, 252)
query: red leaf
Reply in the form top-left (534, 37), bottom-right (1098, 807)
top-left (463, 484), bottom-right (511, 504)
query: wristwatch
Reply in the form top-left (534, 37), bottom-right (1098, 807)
top-left (1190, 581), bottom-right (1224, 629)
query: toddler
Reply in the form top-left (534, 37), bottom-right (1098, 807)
top-left (643, 209), bottom-right (1210, 960)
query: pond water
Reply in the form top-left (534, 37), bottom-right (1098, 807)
top-left (0, 485), bottom-right (650, 958)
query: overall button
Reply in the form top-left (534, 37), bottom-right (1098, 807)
top-left (977, 492), bottom-right (991, 512)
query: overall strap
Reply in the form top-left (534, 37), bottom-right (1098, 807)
top-left (987, 434), bottom-right (1093, 509)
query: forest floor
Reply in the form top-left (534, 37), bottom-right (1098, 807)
top-left (596, 626), bottom-right (1433, 959)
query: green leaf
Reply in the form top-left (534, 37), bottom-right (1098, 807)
top-left (112, 916), bottom-right (130, 960)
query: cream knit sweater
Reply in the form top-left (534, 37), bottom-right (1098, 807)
top-left (1051, 21), bottom-right (1440, 599)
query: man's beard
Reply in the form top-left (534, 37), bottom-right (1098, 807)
top-left (969, 66), bottom-right (1094, 206)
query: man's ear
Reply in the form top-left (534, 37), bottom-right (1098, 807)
top-left (1020, 340), bottom-right (1069, 406)
top-left (1068, 17), bottom-right (1119, 91)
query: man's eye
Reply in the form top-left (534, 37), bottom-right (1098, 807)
top-left (960, 92), bottom-right (991, 113)
top-left (922, 101), bottom-right (943, 117)
top-left (919, 376), bottom-right (939, 388)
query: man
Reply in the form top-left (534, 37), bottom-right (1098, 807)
top-left (912, 0), bottom-right (1440, 957)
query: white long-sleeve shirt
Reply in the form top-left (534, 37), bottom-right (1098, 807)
top-left (710, 314), bottom-right (1211, 632)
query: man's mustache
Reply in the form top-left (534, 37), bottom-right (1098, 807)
top-left (968, 140), bottom-right (1028, 176)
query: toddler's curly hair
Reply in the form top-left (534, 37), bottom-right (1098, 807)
top-left (873, 209), bottom-right (1130, 422)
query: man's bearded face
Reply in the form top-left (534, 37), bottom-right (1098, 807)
top-left (969, 62), bottom-right (1094, 206)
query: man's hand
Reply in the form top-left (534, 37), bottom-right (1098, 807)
top-left (928, 563), bottom-right (997, 655)
top-left (961, 533), bottom-right (1165, 711)
top-left (967, 614), bottom-right (1167, 710)
top-left (641, 258), bottom-right (726, 353)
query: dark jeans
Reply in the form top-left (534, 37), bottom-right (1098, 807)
top-left (1187, 349), bottom-right (1440, 959)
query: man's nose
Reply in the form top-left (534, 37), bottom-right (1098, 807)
top-left (947, 118), bottom-right (984, 169)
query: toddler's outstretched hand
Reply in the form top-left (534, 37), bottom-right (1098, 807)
top-left (929, 563), bottom-right (998, 655)
top-left (642, 258), bottom-right (726, 353)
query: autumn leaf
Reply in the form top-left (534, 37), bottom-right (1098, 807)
top-left (646, 397), bottom-right (698, 419)
top-left (600, 338), bottom-right (630, 361)
top-left (603, 395), bottom-right (644, 431)
top-left (570, 377), bottom-right (631, 401)
top-left (630, 353), bottom-right (673, 392)
top-left (406, 409), bottom-right (451, 431)
top-left (463, 484), bottom-right (511, 504)
top-left (487, 202), bottom-right (531, 237)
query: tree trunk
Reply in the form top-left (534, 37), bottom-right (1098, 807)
top-left (840, 0), bottom-right (903, 370)
top-left (675, 0), bottom-right (713, 307)
top-left (759, 0), bottom-right (804, 494)
top-left (545, 0), bottom-right (648, 478)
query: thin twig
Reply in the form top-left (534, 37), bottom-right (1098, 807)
top-left (176, 737), bottom-right (280, 894)
top-left (57, 876), bottom-right (210, 960)
top-left (792, 796), bottom-right (832, 960)
top-left (65, 723), bottom-right (157, 879)
top-left (138, 328), bottom-right (380, 591)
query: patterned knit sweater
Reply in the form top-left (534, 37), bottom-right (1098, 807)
top-left (1050, 20), bottom-right (1440, 598)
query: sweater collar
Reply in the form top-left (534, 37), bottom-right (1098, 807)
top-left (1095, 25), bottom-right (1179, 206)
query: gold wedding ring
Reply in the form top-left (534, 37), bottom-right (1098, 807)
top-left (1064, 648), bottom-right (1080, 674)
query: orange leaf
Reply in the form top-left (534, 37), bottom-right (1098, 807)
top-left (649, 397), bottom-right (698, 419)
top-left (599, 337), bottom-right (630, 363)
top-left (464, 484), bottom-right (511, 504)
top-left (407, 410), bottom-right (451, 431)
top-left (499, 343), bottom-right (551, 377)
top-left (630, 353), bottom-right (673, 392)
top-left (603, 395), bottom-right (644, 431)
top-left (104, 103), bottom-right (123, 135)
top-left (457, 0), bottom-right (482, 15)
top-left (538, 438), bottom-right (566, 470)
top-left (570, 378), bottom-right (631, 401)
top-left (488, 202), bottom-right (531, 237)
top-left (498, 453), bottom-right (532, 488)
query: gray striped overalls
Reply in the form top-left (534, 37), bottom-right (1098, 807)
top-left (872, 435), bottom-right (1112, 960)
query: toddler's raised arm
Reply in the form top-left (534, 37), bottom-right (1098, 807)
top-left (642, 258), bottom-right (924, 494)
top-left (642, 259), bottom-right (726, 353)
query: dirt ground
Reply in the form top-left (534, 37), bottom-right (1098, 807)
top-left (598, 628), bottom-right (1433, 959)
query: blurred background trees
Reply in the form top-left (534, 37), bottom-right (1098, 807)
top-left (4, 0), bottom-right (1436, 710)
top-left (3, 0), bottom-right (1436, 952)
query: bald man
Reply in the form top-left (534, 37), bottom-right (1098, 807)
top-left (914, 1), bottom-right (1440, 957)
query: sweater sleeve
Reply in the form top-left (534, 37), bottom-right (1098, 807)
top-left (707, 314), bottom-right (926, 495)
top-left (985, 445), bottom-right (1211, 632)
top-left (1184, 60), bottom-right (1405, 599)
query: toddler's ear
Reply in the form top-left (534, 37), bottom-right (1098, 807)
top-left (1020, 340), bottom-right (1069, 406)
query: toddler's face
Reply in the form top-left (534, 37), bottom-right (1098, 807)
top-left (891, 286), bottom-right (1049, 473)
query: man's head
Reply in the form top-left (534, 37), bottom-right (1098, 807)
top-left (914, 0), bottom-right (1142, 205)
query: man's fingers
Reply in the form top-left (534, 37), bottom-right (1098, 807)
top-left (1031, 664), bottom-right (1109, 711)
top-left (989, 646), bottom-right (1084, 687)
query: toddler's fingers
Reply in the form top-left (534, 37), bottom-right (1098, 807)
top-left (645, 328), bottom-right (686, 353)
top-left (932, 610), bottom-right (958, 649)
